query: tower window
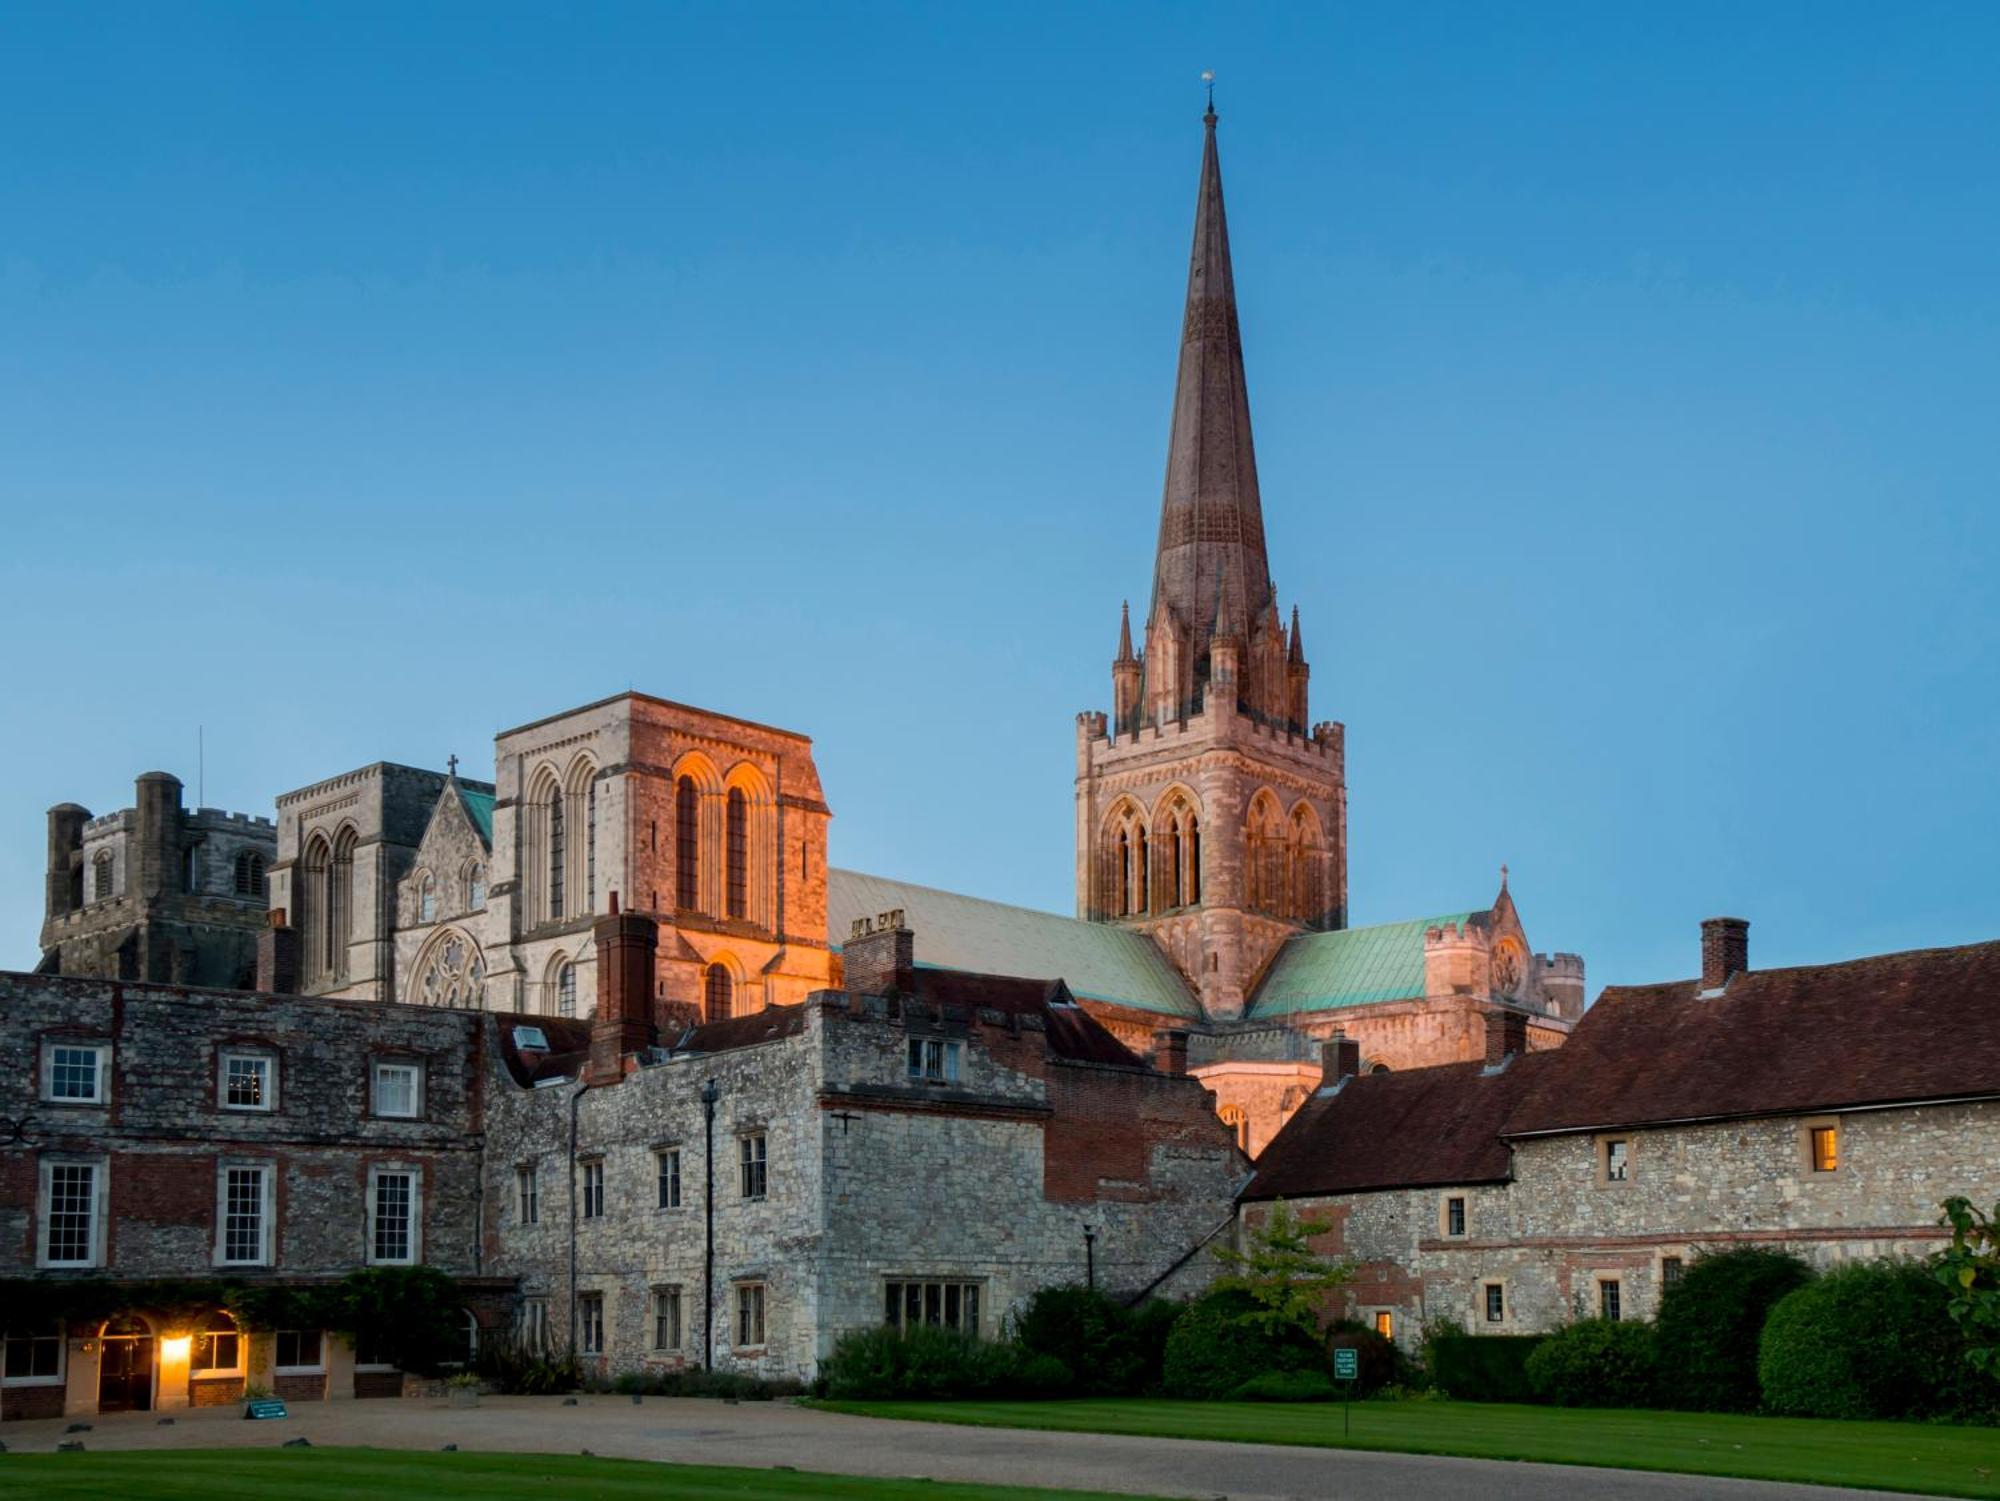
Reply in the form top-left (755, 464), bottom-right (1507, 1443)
top-left (676, 777), bottom-right (700, 911)
top-left (547, 790), bottom-right (566, 921)
top-left (585, 781), bottom-right (597, 913)
top-left (233, 851), bottom-right (266, 900)
top-left (704, 963), bottom-right (733, 1023)
top-left (726, 787), bottom-right (748, 919)
top-left (92, 852), bottom-right (113, 902)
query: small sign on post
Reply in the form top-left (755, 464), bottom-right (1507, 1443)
top-left (244, 1398), bottom-right (289, 1421)
top-left (1333, 1346), bottom-right (1358, 1436)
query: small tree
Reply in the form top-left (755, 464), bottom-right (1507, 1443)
top-left (1937, 1196), bottom-right (2000, 1380)
top-left (1212, 1199), bottom-right (1351, 1342)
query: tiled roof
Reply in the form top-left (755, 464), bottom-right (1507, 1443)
top-left (1502, 937), bottom-right (2000, 1137)
top-left (828, 869), bottom-right (1200, 1019)
top-left (1247, 912), bottom-right (1479, 1017)
top-left (457, 787), bottom-right (495, 846)
top-left (900, 970), bottom-right (1143, 1068)
top-left (1245, 1054), bottom-right (1549, 1200)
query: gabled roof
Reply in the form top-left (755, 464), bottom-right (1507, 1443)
top-left (1247, 912), bottom-right (1479, 1017)
top-left (898, 970), bottom-right (1142, 1068)
top-left (828, 869), bottom-right (1200, 1019)
top-left (1502, 937), bottom-right (2000, 1137)
top-left (1245, 1053), bottom-right (1550, 1200)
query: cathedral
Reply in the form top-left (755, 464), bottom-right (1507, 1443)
top-left (37, 108), bottom-right (1583, 1157)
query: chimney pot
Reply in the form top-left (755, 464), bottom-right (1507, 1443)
top-left (843, 922), bottom-right (915, 997)
top-left (1320, 1032), bottom-right (1361, 1086)
top-left (1700, 916), bottom-right (1749, 990)
top-left (1484, 1008), bottom-right (1528, 1067)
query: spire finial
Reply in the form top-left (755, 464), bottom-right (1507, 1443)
top-left (446, 753), bottom-right (459, 778)
top-left (1201, 69), bottom-right (1216, 124)
top-left (1500, 862), bottom-right (1510, 891)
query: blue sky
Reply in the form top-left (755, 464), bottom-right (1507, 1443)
top-left (3, 2), bottom-right (1995, 989)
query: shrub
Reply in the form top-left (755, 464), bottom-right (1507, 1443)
top-left (475, 1331), bottom-right (580, 1395)
top-left (1325, 1320), bottom-right (1408, 1397)
top-left (1012, 1285), bottom-right (1142, 1396)
top-left (819, 1323), bottom-right (1030, 1401)
top-left (1231, 1369), bottom-right (1336, 1402)
top-left (1759, 1259), bottom-right (1993, 1421)
top-left (603, 1368), bottom-right (802, 1400)
top-left (1425, 1334), bottom-right (1546, 1403)
top-left (1525, 1320), bottom-right (1658, 1408)
top-left (1655, 1248), bottom-right (1813, 1412)
top-left (1125, 1299), bottom-right (1185, 1394)
top-left (1161, 1288), bottom-right (1320, 1400)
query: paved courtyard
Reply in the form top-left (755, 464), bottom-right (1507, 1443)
top-left (0, 1394), bottom-right (1928, 1501)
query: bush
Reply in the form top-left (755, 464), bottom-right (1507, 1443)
top-left (1231, 1369), bottom-right (1336, 1402)
top-left (819, 1324), bottom-right (1044, 1401)
top-left (475, 1332), bottom-right (581, 1396)
top-left (1012, 1286), bottom-right (1145, 1396)
top-left (1125, 1299), bottom-right (1184, 1395)
top-left (1161, 1289), bottom-right (1320, 1400)
top-left (1525, 1320), bottom-right (1658, 1408)
top-left (1425, 1334), bottom-right (1546, 1403)
top-left (1759, 1259), bottom-right (1993, 1421)
top-left (604, 1368), bottom-right (802, 1400)
top-left (1325, 1320), bottom-right (1409, 1397)
top-left (1655, 1248), bottom-right (1813, 1412)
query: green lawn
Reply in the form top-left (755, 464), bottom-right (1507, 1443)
top-left (816, 1397), bottom-right (2000, 1498)
top-left (0, 1447), bottom-right (1170, 1501)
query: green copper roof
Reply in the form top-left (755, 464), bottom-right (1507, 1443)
top-left (457, 787), bottom-right (495, 846)
top-left (828, 869), bottom-right (1200, 1019)
top-left (1248, 912), bottom-right (1480, 1017)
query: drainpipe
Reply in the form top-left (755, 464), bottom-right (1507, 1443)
top-left (567, 1076), bottom-right (591, 1360)
top-left (701, 1075), bottom-right (720, 1370)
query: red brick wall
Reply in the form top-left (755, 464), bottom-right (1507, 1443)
top-left (1043, 1062), bottom-right (1239, 1203)
top-left (274, 1373), bottom-right (326, 1403)
top-left (189, 1376), bottom-right (243, 1407)
top-left (0, 1385), bottom-right (65, 1422)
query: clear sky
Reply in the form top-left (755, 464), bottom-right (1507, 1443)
top-left (3, 2), bottom-right (1996, 991)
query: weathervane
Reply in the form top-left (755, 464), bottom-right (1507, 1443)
top-left (1202, 69), bottom-right (1216, 116)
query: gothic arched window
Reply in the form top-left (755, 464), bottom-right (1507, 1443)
top-left (547, 788), bottom-right (566, 922)
top-left (417, 873), bottom-right (437, 925)
top-left (466, 864), bottom-right (486, 911)
top-left (675, 777), bottom-right (700, 912)
top-left (704, 963), bottom-right (733, 1023)
top-left (726, 788), bottom-right (747, 920)
top-left (556, 962), bottom-right (577, 1019)
top-left (414, 929), bottom-right (485, 1009)
top-left (584, 780), bottom-right (597, 914)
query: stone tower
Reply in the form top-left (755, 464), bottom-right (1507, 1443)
top-left (1076, 106), bottom-right (1347, 1020)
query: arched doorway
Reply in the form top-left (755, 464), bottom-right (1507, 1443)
top-left (98, 1314), bottom-right (154, 1413)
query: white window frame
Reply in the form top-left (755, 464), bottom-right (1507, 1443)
top-left (734, 1281), bottom-right (767, 1349)
top-left (1479, 1279), bottom-right (1510, 1327)
top-left (351, 1329), bottom-right (398, 1374)
top-left (213, 1159), bottom-right (277, 1267)
top-left (656, 1147), bottom-right (682, 1210)
top-left (371, 1059), bottom-right (424, 1119)
top-left (884, 1278), bottom-right (983, 1335)
top-left (517, 1164), bottom-right (539, 1225)
top-left (650, 1286), bottom-right (683, 1353)
top-left (1, 1319), bottom-right (66, 1388)
top-left (37, 1157), bottom-right (106, 1269)
top-left (190, 1314), bottom-right (245, 1377)
top-left (581, 1159), bottom-right (605, 1220)
top-left (273, 1329), bottom-right (326, 1375)
top-left (906, 1037), bottom-right (962, 1083)
top-left (1596, 1274), bottom-right (1624, 1323)
top-left (41, 1041), bottom-right (109, 1105)
top-left (1439, 1193), bottom-right (1469, 1239)
top-left (366, 1164), bottom-right (423, 1265)
top-left (218, 1049), bottom-right (277, 1113)
top-left (519, 1297), bottom-right (549, 1355)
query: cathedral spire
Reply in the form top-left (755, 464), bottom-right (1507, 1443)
top-left (1288, 604), bottom-right (1304, 665)
top-left (1148, 103), bottom-right (1274, 717)
top-left (1116, 600), bottom-right (1135, 663)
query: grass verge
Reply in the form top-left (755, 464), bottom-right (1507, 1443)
top-left (0, 1445), bottom-right (1173, 1501)
top-left (814, 1397), bottom-right (2000, 1498)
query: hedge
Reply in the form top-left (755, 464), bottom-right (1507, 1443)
top-left (1012, 1285), bottom-right (1167, 1396)
top-left (1759, 1259), bottom-right (1993, 1421)
top-left (1655, 1248), bottom-right (1813, 1412)
top-left (1525, 1319), bottom-right (1658, 1408)
top-left (1426, 1334), bottom-right (1546, 1403)
top-left (1161, 1288), bottom-right (1321, 1400)
top-left (818, 1324), bottom-right (1068, 1400)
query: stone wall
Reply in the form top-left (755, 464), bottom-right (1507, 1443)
top-left (1254, 1098), bottom-right (2000, 1347)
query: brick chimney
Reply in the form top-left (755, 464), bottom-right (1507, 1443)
top-left (587, 893), bottom-right (658, 1085)
top-left (1484, 1008), bottom-right (1528, 1067)
top-left (256, 908), bottom-right (300, 995)
top-left (1701, 917), bottom-right (1749, 990)
top-left (843, 917), bottom-right (914, 997)
top-left (1321, 1032), bottom-right (1360, 1087)
top-left (1153, 1028), bottom-right (1190, 1077)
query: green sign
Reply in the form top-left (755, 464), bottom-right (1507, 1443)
top-left (1333, 1348), bottom-right (1359, 1381)
top-left (244, 1399), bottom-right (289, 1421)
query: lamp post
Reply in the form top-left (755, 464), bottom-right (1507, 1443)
top-left (701, 1076), bottom-right (720, 1370)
